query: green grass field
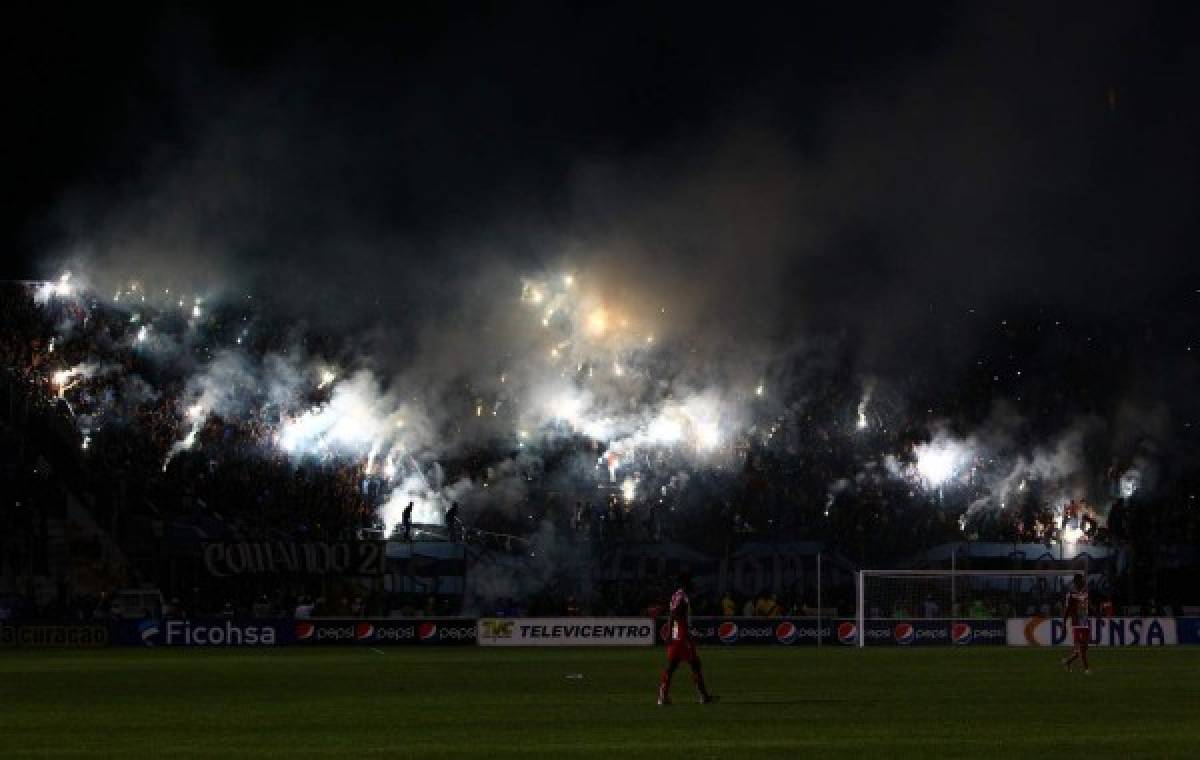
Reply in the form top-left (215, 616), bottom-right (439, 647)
top-left (2, 647), bottom-right (1199, 758)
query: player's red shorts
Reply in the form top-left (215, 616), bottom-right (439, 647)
top-left (666, 638), bottom-right (698, 663)
top-left (1072, 627), bottom-right (1089, 645)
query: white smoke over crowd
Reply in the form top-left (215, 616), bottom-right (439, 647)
top-left (31, 258), bottom-right (1164, 547)
top-left (29, 263), bottom-right (778, 531)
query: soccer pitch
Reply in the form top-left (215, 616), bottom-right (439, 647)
top-left (2, 648), bottom-right (1198, 757)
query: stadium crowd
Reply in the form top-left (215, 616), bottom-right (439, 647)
top-left (2, 280), bottom-right (1199, 619)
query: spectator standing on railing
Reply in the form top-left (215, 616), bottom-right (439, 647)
top-left (401, 502), bottom-right (413, 541)
top-left (445, 502), bottom-right (459, 542)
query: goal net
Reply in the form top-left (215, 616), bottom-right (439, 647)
top-left (856, 569), bottom-right (1085, 647)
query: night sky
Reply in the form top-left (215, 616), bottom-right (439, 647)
top-left (4, 2), bottom-right (1199, 380)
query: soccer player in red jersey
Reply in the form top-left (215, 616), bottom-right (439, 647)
top-left (658, 572), bottom-right (716, 705)
top-left (1061, 573), bottom-right (1091, 674)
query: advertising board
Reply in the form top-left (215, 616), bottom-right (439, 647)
top-left (655, 618), bottom-right (1006, 646)
top-left (1006, 617), bottom-right (1177, 646)
top-left (292, 618), bottom-right (476, 646)
top-left (657, 618), bottom-right (833, 646)
top-left (477, 618), bottom-right (653, 647)
top-left (853, 619), bottom-right (1006, 647)
top-left (0, 623), bottom-right (110, 647)
top-left (114, 618), bottom-right (290, 647)
top-left (1176, 617), bottom-right (1200, 645)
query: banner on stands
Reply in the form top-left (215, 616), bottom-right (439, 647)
top-left (202, 541), bottom-right (386, 576)
top-left (477, 618), bottom-right (653, 647)
top-left (1007, 617), bottom-right (1177, 646)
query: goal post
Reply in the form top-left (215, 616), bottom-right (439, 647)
top-left (855, 569), bottom-right (1086, 647)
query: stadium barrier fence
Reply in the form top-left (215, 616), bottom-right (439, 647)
top-left (6, 616), bottom-right (1200, 647)
top-left (108, 617), bottom-right (478, 647)
top-left (655, 617), bottom-right (1006, 646)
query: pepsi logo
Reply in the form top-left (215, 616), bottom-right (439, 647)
top-left (294, 622), bottom-right (315, 640)
top-left (775, 622), bottom-right (799, 645)
top-left (952, 622), bottom-right (972, 645)
top-left (894, 622), bottom-right (915, 645)
top-left (418, 623), bottom-right (437, 641)
top-left (837, 622), bottom-right (858, 645)
top-left (717, 621), bottom-right (739, 644)
top-left (354, 623), bottom-right (376, 641)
